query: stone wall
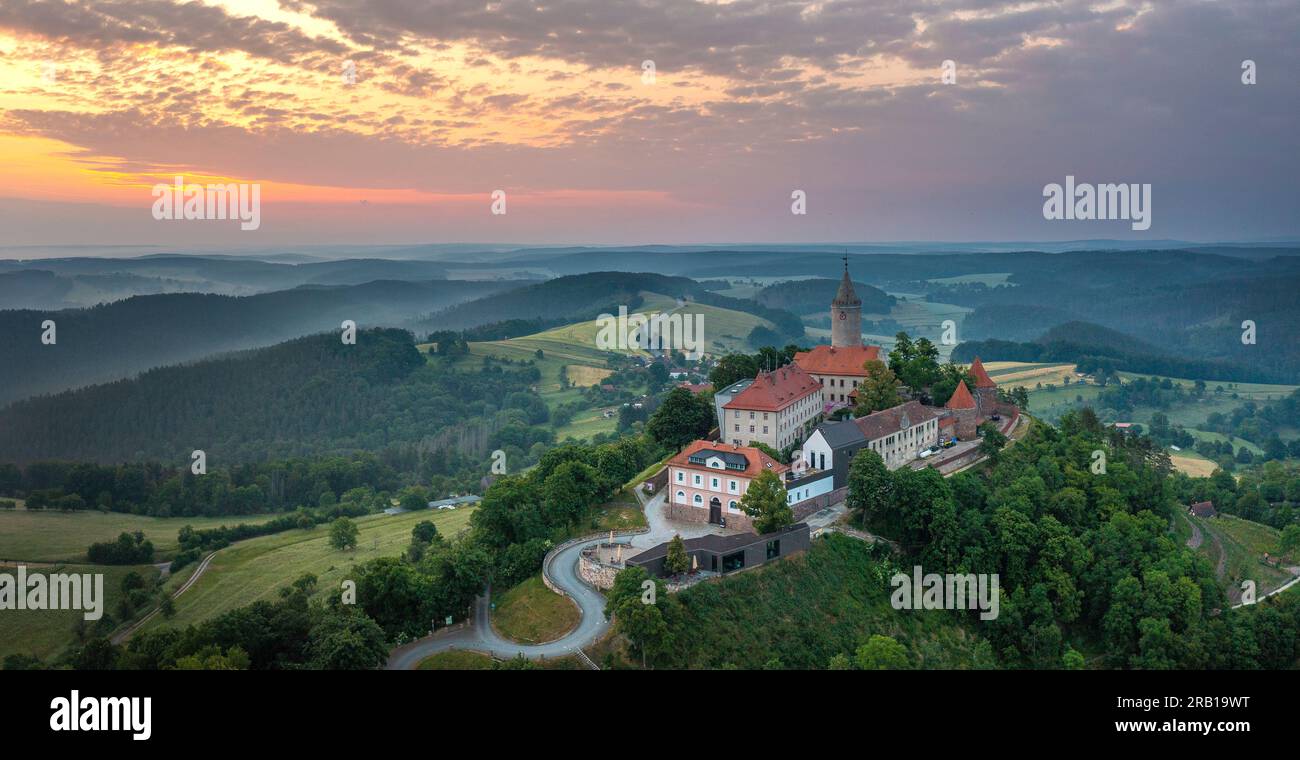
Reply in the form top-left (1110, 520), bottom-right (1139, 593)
top-left (577, 544), bottom-right (623, 590)
top-left (790, 486), bottom-right (848, 521)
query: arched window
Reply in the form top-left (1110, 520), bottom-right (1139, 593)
top-left (728, 500), bottom-right (738, 510)
top-left (676, 490), bottom-right (686, 504)
top-left (693, 494), bottom-right (703, 505)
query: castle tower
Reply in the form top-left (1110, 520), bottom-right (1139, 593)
top-left (830, 256), bottom-right (862, 348)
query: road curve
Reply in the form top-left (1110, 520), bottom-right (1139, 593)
top-left (386, 534), bottom-right (628, 669)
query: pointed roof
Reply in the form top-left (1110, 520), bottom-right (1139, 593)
top-left (946, 380), bottom-right (977, 410)
top-left (832, 259), bottom-right (861, 307)
top-left (969, 357), bottom-right (996, 389)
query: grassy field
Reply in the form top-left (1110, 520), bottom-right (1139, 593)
top-left (490, 574), bottom-right (580, 645)
top-left (566, 364), bottom-right (613, 386)
top-left (141, 507), bottom-right (476, 632)
top-left (1194, 514), bottom-right (1297, 600)
top-left (0, 562), bottom-right (159, 662)
top-left (591, 490), bottom-right (649, 531)
top-left (0, 509), bottom-right (280, 563)
top-left (416, 650), bottom-right (495, 670)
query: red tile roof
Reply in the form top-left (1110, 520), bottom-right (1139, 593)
top-left (969, 356), bottom-right (997, 389)
top-left (793, 344), bottom-right (881, 376)
top-left (1189, 500), bottom-right (1217, 518)
top-left (668, 440), bottom-right (788, 479)
top-left (678, 382), bottom-right (713, 394)
top-left (723, 364), bottom-right (821, 412)
top-left (946, 380), bottom-right (977, 410)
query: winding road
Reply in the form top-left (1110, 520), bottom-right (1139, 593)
top-left (386, 489), bottom-right (719, 669)
top-left (386, 533), bottom-right (628, 668)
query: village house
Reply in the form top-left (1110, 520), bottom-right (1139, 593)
top-left (1189, 500), bottom-right (1218, 518)
top-left (721, 363), bottom-right (822, 450)
top-left (666, 440), bottom-right (787, 531)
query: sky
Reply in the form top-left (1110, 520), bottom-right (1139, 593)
top-left (0, 0), bottom-right (1296, 248)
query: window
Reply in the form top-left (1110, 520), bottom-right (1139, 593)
top-left (766, 540), bottom-right (781, 560)
top-left (711, 477), bottom-right (719, 490)
top-left (728, 500), bottom-right (738, 509)
top-left (693, 474), bottom-right (702, 486)
top-left (675, 490), bottom-right (685, 504)
top-left (728, 480), bottom-right (738, 493)
top-left (763, 426), bottom-right (769, 434)
top-left (693, 494), bottom-right (703, 504)
top-left (722, 551), bottom-right (745, 572)
top-left (676, 471), bottom-right (684, 483)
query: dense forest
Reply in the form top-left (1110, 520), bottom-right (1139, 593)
top-left (0, 279), bottom-right (513, 405)
top-left (0, 328), bottom-right (548, 465)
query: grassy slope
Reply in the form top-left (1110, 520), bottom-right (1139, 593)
top-left (1195, 514), bottom-right (1297, 598)
top-left (141, 507), bottom-right (475, 632)
top-left (0, 562), bottom-right (159, 661)
top-left (491, 574), bottom-right (580, 645)
top-left (665, 533), bottom-right (984, 670)
top-left (0, 509), bottom-right (280, 563)
top-left (416, 650), bottom-right (495, 670)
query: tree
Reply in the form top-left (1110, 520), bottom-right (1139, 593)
top-left (739, 469), bottom-right (792, 534)
top-left (411, 520), bottom-right (439, 545)
top-left (664, 534), bottom-right (690, 576)
top-left (306, 607), bottom-right (389, 669)
top-left (854, 635), bottom-right (909, 670)
top-left (646, 386), bottom-right (714, 449)
top-left (328, 517), bottom-right (359, 551)
top-left (978, 422), bottom-right (1008, 460)
top-left (853, 360), bottom-right (903, 414)
top-left (845, 449), bottom-right (892, 529)
top-left (708, 354), bottom-right (759, 390)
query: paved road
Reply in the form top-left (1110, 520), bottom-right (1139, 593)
top-left (386, 533), bottom-right (626, 668)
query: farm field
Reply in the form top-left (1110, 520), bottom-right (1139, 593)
top-left (927, 272), bottom-right (1015, 287)
top-left (141, 506), bottom-right (476, 632)
top-left (0, 509), bottom-right (280, 563)
top-left (1193, 514), bottom-right (1298, 601)
top-left (0, 562), bottom-right (159, 662)
top-left (984, 361), bottom-right (1079, 387)
top-left (1169, 451), bottom-right (1220, 478)
top-left (490, 574), bottom-right (580, 645)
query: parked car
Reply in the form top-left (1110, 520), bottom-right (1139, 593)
top-left (941, 438), bottom-right (957, 449)
top-left (919, 447), bottom-right (937, 459)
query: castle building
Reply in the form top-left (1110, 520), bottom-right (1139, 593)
top-left (721, 363), bottom-right (822, 449)
top-left (968, 356), bottom-right (1000, 417)
top-left (792, 258), bottom-right (882, 410)
top-left (802, 400), bottom-right (941, 486)
top-left (830, 258), bottom-right (863, 348)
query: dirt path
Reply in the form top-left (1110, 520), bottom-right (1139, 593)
top-left (1185, 516), bottom-right (1203, 550)
top-left (111, 551), bottom-right (216, 644)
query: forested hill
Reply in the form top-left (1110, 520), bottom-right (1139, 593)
top-left (0, 279), bottom-right (514, 406)
top-left (0, 328), bottom-right (538, 464)
top-left (755, 278), bottom-right (897, 315)
top-left (415, 271), bottom-right (708, 330)
top-left (952, 320), bottom-right (1273, 384)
